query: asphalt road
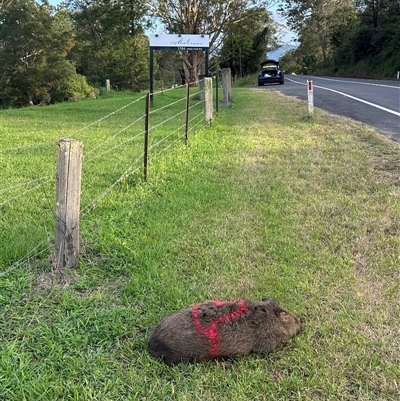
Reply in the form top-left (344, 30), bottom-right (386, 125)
top-left (257, 75), bottom-right (400, 140)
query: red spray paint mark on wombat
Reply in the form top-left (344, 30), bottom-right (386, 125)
top-left (191, 301), bottom-right (247, 357)
top-left (147, 298), bottom-right (302, 365)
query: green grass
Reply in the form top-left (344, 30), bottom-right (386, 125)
top-left (0, 87), bottom-right (205, 267)
top-left (1, 86), bottom-right (400, 400)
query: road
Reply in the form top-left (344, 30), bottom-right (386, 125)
top-left (258, 75), bottom-right (400, 140)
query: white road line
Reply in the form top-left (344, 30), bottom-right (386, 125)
top-left (287, 77), bottom-right (400, 117)
top-left (309, 76), bottom-right (399, 89)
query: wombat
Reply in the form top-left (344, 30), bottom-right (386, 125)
top-left (147, 298), bottom-right (301, 365)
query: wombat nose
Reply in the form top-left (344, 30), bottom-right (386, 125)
top-left (298, 315), bottom-right (305, 324)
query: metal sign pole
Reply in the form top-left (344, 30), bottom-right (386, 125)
top-left (149, 49), bottom-right (154, 103)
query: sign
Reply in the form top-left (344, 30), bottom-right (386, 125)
top-left (149, 34), bottom-right (210, 51)
top-left (148, 34), bottom-right (210, 99)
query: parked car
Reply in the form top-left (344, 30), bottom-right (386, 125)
top-left (258, 59), bottom-right (284, 86)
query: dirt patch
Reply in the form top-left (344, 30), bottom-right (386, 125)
top-left (34, 268), bottom-right (81, 292)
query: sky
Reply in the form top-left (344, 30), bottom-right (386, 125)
top-left (270, 3), bottom-right (297, 44)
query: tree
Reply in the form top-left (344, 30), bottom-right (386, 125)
top-left (148, 0), bottom-right (278, 83)
top-left (356, 0), bottom-right (387, 30)
top-left (329, 0), bottom-right (400, 77)
top-left (278, 0), bottom-right (355, 70)
top-left (0, 0), bottom-right (14, 12)
top-left (68, 0), bottom-right (151, 90)
top-left (218, 8), bottom-right (278, 77)
top-left (278, 48), bottom-right (303, 74)
top-left (0, 0), bottom-right (93, 106)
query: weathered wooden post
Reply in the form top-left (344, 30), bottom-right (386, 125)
top-left (204, 77), bottom-right (213, 124)
top-left (106, 79), bottom-right (111, 91)
top-left (221, 68), bottom-right (232, 108)
top-left (55, 138), bottom-right (83, 268)
top-left (215, 73), bottom-right (219, 113)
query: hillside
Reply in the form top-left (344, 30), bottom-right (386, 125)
top-left (268, 44), bottom-right (297, 60)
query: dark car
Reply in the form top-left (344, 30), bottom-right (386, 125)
top-left (258, 59), bottom-right (284, 86)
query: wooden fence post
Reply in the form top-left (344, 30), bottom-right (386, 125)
top-left (55, 138), bottom-right (83, 268)
top-left (204, 77), bottom-right (213, 124)
top-left (221, 68), bottom-right (232, 108)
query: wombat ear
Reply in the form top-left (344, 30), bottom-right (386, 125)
top-left (261, 297), bottom-right (271, 302)
top-left (273, 307), bottom-right (286, 318)
top-left (278, 311), bottom-right (292, 322)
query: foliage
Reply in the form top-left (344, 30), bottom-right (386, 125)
top-left (330, 0), bottom-right (400, 77)
top-left (278, 0), bottom-right (400, 78)
top-left (67, 0), bottom-right (151, 91)
top-left (278, 0), bottom-right (354, 72)
top-left (278, 49), bottom-right (304, 74)
top-left (217, 8), bottom-right (278, 77)
top-left (0, 0), bottom-right (94, 107)
top-left (153, 51), bottom-right (185, 88)
top-left (52, 70), bottom-right (98, 102)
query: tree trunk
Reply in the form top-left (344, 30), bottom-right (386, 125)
top-left (182, 50), bottom-right (202, 86)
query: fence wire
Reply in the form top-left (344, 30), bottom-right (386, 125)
top-left (1, 73), bottom-right (229, 277)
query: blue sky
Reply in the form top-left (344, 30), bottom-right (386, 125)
top-left (270, 3), bottom-right (296, 44)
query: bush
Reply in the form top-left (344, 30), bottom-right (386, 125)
top-left (51, 73), bottom-right (98, 103)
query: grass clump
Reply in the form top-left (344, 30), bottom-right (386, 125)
top-left (1, 87), bottom-right (400, 400)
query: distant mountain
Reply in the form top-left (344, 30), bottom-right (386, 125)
top-left (267, 44), bottom-right (297, 60)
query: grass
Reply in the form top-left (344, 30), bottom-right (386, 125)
top-left (0, 87), bottom-right (205, 267)
top-left (1, 85), bottom-right (400, 400)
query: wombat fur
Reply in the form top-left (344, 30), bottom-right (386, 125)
top-left (147, 298), bottom-right (301, 365)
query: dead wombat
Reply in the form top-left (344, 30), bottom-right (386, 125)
top-left (147, 298), bottom-right (301, 365)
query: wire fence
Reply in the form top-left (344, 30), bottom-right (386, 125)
top-left (0, 71), bottom-right (231, 278)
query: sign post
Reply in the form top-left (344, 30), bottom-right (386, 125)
top-left (307, 80), bottom-right (314, 116)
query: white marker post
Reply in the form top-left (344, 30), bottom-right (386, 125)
top-left (307, 80), bottom-right (314, 116)
top-left (397, 71), bottom-right (400, 80)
